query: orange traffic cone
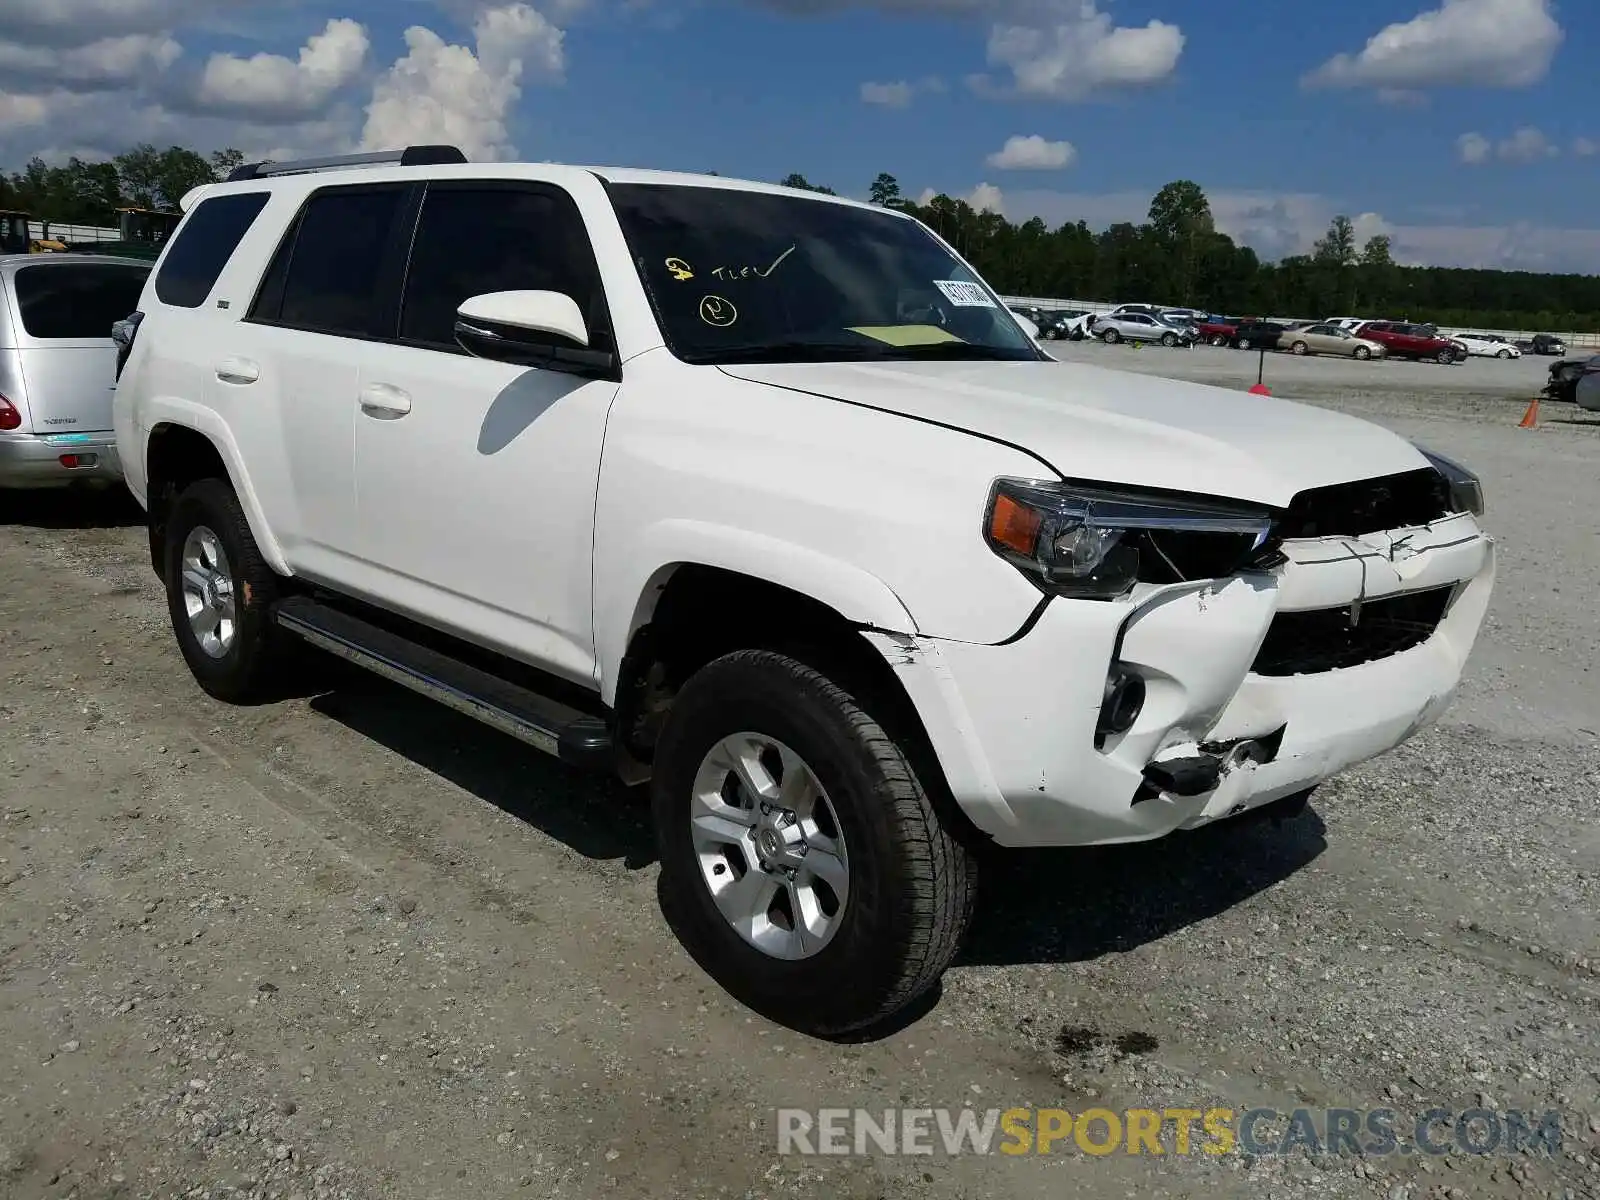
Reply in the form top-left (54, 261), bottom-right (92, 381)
top-left (1518, 396), bottom-right (1540, 429)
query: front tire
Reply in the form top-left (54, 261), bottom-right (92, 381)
top-left (1102, 328), bottom-right (1120, 344)
top-left (1497, 348), bottom-right (1512, 359)
top-left (1354, 345), bottom-right (1371, 360)
top-left (652, 649), bottom-right (976, 1036)
top-left (1290, 340), bottom-right (1308, 355)
top-left (162, 478), bottom-right (291, 704)
top-left (1436, 348), bottom-right (1454, 364)
top-left (1161, 332), bottom-right (1178, 347)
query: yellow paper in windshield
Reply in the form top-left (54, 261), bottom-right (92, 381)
top-left (848, 325), bottom-right (964, 347)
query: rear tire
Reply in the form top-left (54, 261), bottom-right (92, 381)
top-left (652, 649), bottom-right (977, 1036)
top-left (1210, 334), bottom-right (1227, 346)
top-left (162, 478), bottom-right (292, 704)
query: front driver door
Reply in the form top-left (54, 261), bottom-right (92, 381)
top-left (350, 180), bottom-right (621, 689)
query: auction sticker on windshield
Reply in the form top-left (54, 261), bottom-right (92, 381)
top-left (933, 280), bottom-right (995, 307)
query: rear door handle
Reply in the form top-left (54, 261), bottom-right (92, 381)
top-left (215, 357), bottom-right (259, 385)
top-left (359, 382), bottom-right (412, 418)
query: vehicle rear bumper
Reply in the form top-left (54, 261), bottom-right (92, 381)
top-left (867, 514), bottom-right (1495, 848)
top-left (0, 430), bottom-right (123, 487)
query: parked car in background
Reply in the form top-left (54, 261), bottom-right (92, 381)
top-left (1039, 309), bottom-right (1091, 340)
top-left (1542, 356), bottom-right (1595, 404)
top-left (0, 253), bottom-right (151, 489)
top-left (1281, 323), bottom-right (1387, 360)
top-left (1450, 333), bottom-right (1521, 359)
top-left (1196, 315), bottom-right (1244, 346)
top-left (1233, 320), bottom-right (1290, 350)
top-left (1008, 304), bottom-right (1050, 329)
top-left (1096, 311), bottom-right (1194, 347)
top-left (1323, 318), bottom-right (1369, 333)
top-left (1525, 333), bottom-right (1567, 356)
top-left (1352, 321), bottom-right (1464, 364)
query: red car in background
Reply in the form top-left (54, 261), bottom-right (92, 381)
top-left (1195, 315), bottom-right (1244, 346)
top-left (1352, 321), bottom-right (1465, 363)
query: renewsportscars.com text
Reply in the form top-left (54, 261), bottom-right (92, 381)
top-left (776, 1106), bottom-right (1565, 1158)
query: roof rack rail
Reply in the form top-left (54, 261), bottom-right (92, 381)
top-left (226, 145), bottom-right (467, 183)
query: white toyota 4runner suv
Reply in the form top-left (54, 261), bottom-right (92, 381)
top-left (113, 146), bottom-right (1495, 1035)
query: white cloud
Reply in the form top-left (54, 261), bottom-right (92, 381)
top-left (860, 80), bottom-right (914, 107)
top-left (968, 182), bottom-right (1003, 214)
top-left (359, 3), bottom-right (566, 162)
top-left (986, 134), bottom-right (1076, 170)
top-left (1457, 131), bottom-right (1491, 164)
top-left (0, 0), bottom-right (203, 43)
top-left (983, 1), bottom-right (1184, 100)
top-left (198, 18), bottom-right (370, 119)
top-left (859, 75), bottom-right (943, 107)
top-left (0, 92), bottom-right (51, 130)
top-left (0, 34), bottom-right (181, 90)
top-left (754, 0), bottom-right (1182, 102)
top-left (1304, 0), bottom-right (1561, 91)
top-left (1574, 137), bottom-right (1598, 158)
top-left (912, 182), bottom-right (1004, 215)
top-left (1458, 126), bottom-right (1560, 165)
top-left (1495, 125), bottom-right (1558, 162)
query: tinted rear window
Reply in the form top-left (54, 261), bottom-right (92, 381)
top-left (154, 191), bottom-right (271, 308)
top-left (253, 185), bottom-right (408, 338)
top-left (13, 263), bottom-right (152, 339)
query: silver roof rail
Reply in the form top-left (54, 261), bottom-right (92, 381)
top-left (226, 145), bottom-right (466, 183)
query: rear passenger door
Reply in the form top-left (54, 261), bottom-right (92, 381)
top-left (239, 182), bottom-right (416, 583)
top-left (349, 180), bottom-right (622, 688)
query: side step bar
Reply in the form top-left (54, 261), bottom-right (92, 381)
top-left (274, 596), bottom-right (613, 771)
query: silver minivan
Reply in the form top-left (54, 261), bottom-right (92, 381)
top-left (0, 254), bottom-right (151, 488)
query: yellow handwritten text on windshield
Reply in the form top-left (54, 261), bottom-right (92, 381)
top-left (710, 245), bottom-right (795, 281)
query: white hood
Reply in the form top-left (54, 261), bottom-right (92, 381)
top-left (720, 357), bottom-right (1430, 508)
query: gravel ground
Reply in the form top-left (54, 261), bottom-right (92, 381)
top-left (1, 355), bottom-right (1598, 1200)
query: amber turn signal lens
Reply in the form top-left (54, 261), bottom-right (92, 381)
top-left (988, 492), bottom-right (1042, 556)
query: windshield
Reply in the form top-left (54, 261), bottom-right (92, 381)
top-left (606, 183), bottom-right (1042, 365)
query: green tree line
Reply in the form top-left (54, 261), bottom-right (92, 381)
top-left (1, 145), bottom-right (244, 225)
top-left (7, 146), bottom-right (1593, 330)
top-left (797, 171), bottom-right (1599, 333)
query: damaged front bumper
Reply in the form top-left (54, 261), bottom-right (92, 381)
top-left (867, 512), bottom-right (1495, 848)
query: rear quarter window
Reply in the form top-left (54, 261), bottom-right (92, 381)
top-left (13, 263), bottom-right (152, 339)
top-left (154, 191), bottom-right (271, 309)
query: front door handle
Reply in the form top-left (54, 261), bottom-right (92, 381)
top-left (359, 382), bottom-right (412, 418)
top-left (215, 357), bottom-right (259, 385)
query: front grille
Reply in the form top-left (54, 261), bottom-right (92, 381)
top-left (1276, 468), bottom-right (1452, 539)
top-left (1252, 586), bottom-right (1454, 676)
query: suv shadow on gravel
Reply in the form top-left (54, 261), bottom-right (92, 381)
top-left (957, 802), bottom-right (1326, 967)
top-left (308, 677), bottom-right (659, 868)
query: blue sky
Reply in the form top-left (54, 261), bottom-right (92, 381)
top-left (2, 0), bottom-right (1596, 271)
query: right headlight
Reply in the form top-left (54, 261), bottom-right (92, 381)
top-left (1416, 446), bottom-right (1485, 517)
top-left (983, 478), bottom-right (1276, 600)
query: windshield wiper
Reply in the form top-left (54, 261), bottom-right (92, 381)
top-left (873, 342), bottom-right (1038, 361)
top-left (687, 341), bottom-right (894, 365)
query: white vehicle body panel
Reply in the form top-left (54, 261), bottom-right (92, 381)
top-left (115, 159), bottom-right (1497, 849)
